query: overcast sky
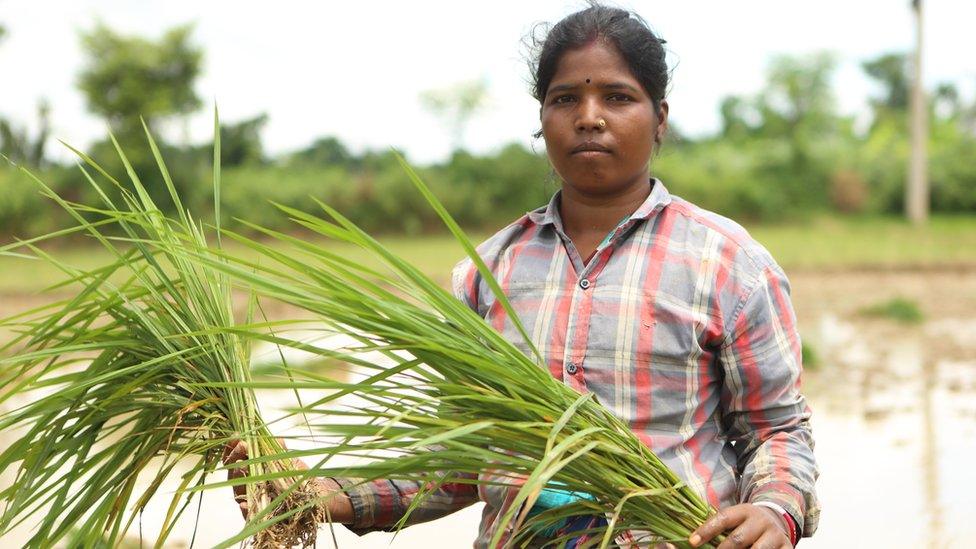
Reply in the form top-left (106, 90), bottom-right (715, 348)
top-left (2, 0), bottom-right (974, 164)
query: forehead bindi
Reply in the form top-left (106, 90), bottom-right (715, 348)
top-left (548, 41), bottom-right (641, 93)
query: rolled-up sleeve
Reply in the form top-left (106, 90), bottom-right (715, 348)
top-left (334, 477), bottom-right (479, 534)
top-left (718, 263), bottom-right (820, 537)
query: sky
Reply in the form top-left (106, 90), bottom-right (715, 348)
top-left (2, 0), bottom-right (975, 165)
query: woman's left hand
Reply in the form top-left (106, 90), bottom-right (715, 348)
top-left (688, 503), bottom-right (792, 549)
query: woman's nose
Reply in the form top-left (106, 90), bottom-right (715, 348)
top-left (575, 98), bottom-right (605, 132)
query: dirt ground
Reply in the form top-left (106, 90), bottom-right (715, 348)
top-left (788, 266), bottom-right (976, 323)
top-left (787, 267), bottom-right (976, 363)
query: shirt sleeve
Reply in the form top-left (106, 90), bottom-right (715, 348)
top-left (451, 256), bottom-right (480, 314)
top-left (334, 476), bottom-right (479, 534)
top-left (718, 262), bottom-right (821, 537)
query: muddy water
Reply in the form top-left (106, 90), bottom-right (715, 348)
top-left (798, 316), bottom-right (976, 548)
top-left (790, 269), bottom-right (976, 549)
top-left (2, 270), bottom-right (974, 547)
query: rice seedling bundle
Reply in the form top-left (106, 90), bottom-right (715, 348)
top-left (0, 122), bottom-right (721, 548)
top-left (0, 123), bottom-right (326, 548)
top-left (176, 165), bottom-right (720, 547)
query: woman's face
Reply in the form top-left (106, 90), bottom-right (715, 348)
top-left (541, 40), bottom-right (668, 197)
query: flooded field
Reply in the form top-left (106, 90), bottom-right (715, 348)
top-left (1, 268), bottom-right (974, 547)
top-left (789, 269), bottom-right (976, 548)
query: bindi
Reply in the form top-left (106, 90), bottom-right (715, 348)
top-left (585, 78), bottom-right (591, 84)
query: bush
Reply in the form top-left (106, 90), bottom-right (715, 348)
top-left (0, 164), bottom-right (81, 237)
top-left (655, 139), bottom-right (798, 222)
top-left (829, 169), bottom-right (869, 213)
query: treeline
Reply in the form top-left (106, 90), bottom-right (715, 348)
top-left (657, 54), bottom-right (976, 221)
top-left (0, 135), bottom-right (554, 236)
top-left (2, 25), bottom-right (975, 239)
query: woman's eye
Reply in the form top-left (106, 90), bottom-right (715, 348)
top-left (552, 95), bottom-right (575, 104)
top-left (608, 93), bottom-right (633, 102)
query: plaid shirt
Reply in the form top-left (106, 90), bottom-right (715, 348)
top-left (339, 179), bottom-right (820, 547)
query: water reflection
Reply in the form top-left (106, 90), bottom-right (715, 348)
top-left (802, 314), bottom-right (976, 548)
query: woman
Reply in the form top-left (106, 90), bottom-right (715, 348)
top-left (226, 5), bottom-right (819, 548)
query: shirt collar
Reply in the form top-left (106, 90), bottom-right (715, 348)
top-left (526, 178), bottom-right (673, 228)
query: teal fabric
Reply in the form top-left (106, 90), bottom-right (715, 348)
top-left (525, 485), bottom-right (596, 537)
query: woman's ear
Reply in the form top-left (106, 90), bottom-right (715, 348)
top-left (534, 107), bottom-right (545, 141)
top-left (655, 100), bottom-right (670, 145)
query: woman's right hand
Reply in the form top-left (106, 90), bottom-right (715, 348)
top-left (222, 439), bottom-right (355, 524)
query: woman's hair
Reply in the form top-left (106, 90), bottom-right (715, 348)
top-left (527, 3), bottom-right (669, 113)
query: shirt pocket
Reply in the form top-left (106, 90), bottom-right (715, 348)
top-left (587, 289), bottom-right (717, 429)
top-left (482, 281), bottom-right (559, 360)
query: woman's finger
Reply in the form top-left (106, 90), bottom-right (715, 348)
top-left (223, 440), bottom-right (248, 465)
top-left (222, 439), bottom-right (244, 463)
top-left (715, 518), bottom-right (763, 549)
top-left (751, 530), bottom-right (791, 549)
top-left (689, 505), bottom-right (749, 547)
top-left (228, 465), bottom-right (247, 495)
top-left (226, 442), bottom-right (249, 500)
top-left (221, 440), bottom-right (236, 463)
top-left (273, 437), bottom-right (311, 472)
top-left (223, 439), bottom-right (251, 519)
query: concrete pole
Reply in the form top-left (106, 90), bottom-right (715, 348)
top-left (907, 0), bottom-right (929, 224)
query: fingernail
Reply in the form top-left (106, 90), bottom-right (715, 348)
top-left (689, 534), bottom-right (701, 546)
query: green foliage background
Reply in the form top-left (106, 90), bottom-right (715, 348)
top-left (2, 25), bottom-right (975, 239)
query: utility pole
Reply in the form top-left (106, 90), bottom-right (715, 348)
top-left (907, 0), bottom-right (929, 224)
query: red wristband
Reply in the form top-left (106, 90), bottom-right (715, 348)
top-left (781, 509), bottom-right (798, 546)
top-left (753, 502), bottom-right (798, 546)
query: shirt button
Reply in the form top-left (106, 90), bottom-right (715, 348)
top-left (566, 362), bottom-right (579, 374)
top-left (579, 279), bottom-right (590, 290)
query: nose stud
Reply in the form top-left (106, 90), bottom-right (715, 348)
top-left (598, 119), bottom-right (606, 129)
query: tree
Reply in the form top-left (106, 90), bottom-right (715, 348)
top-left (0, 100), bottom-right (50, 167)
top-left (754, 53), bottom-right (842, 178)
top-left (0, 25), bottom-right (50, 166)
top-left (78, 23), bottom-right (203, 140)
top-left (420, 79), bottom-right (489, 152)
top-left (863, 53), bottom-right (910, 116)
top-left (758, 53), bottom-right (838, 139)
top-left (217, 113), bottom-right (268, 167)
top-left (718, 96), bottom-right (755, 138)
top-left (933, 83), bottom-right (961, 119)
top-left (291, 136), bottom-right (357, 168)
top-left (75, 23), bottom-right (204, 213)
top-left (713, 53), bottom-right (847, 215)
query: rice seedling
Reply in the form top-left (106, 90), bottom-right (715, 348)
top-left (0, 117), bottom-right (327, 548)
top-left (172, 163), bottom-right (721, 548)
top-left (1, 118), bottom-right (720, 548)
top-left (857, 296), bottom-right (924, 324)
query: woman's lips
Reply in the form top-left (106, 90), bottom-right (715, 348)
top-left (571, 141), bottom-right (612, 156)
top-left (572, 150), bottom-right (612, 160)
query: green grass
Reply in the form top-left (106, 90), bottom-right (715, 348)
top-left (2, 213), bottom-right (975, 296)
top-left (858, 297), bottom-right (925, 324)
top-left (800, 341), bottom-right (819, 370)
top-left (749, 215), bottom-right (976, 270)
